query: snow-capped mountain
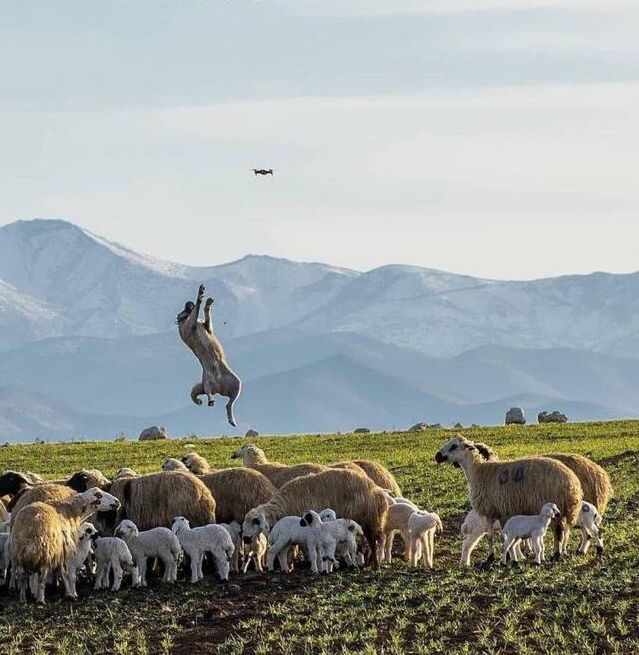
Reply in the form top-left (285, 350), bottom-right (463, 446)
top-left (0, 218), bottom-right (638, 440)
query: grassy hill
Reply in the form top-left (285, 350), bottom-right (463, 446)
top-left (1, 421), bottom-right (638, 654)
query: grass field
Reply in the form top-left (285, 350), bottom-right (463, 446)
top-left (0, 421), bottom-right (638, 654)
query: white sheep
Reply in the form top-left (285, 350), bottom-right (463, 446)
top-left (219, 520), bottom-right (243, 573)
top-left (94, 537), bottom-right (135, 591)
top-left (576, 501), bottom-right (604, 555)
top-left (407, 511), bottom-right (443, 569)
top-left (171, 516), bottom-right (234, 582)
top-left (319, 508), bottom-right (337, 522)
top-left (319, 518), bottom-right (364, 572)
top-left (267, 513), bottom-right (326, 573)
top-left (460, 510), bottom-right (501, 567)
top-left (67, 522), bottom-right (99, 596)
top-left (114, 519), bottom-right (181, 586)
top-left (318, 508), bottom-right (364, 568)
top-left (243, 532), bottom-right (268, 573)
top-left (501, 502), bottom-right (561, 565)
top-left (379, 502), bottom-right (417, 563)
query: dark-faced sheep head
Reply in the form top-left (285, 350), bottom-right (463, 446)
top-left (435, 436), bottom-right (476, 468)
top-left (0, 471), bottom-right (33, 496)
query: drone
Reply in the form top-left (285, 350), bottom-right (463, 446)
top-left (252, 168), bottom-right (274, 176)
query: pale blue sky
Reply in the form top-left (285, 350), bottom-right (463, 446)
top-left (1, 0), bottom-right (638, 278)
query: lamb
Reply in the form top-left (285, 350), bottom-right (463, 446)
top-left (181, 452), bottom-right (212, 475)
top-left (320, 518), bottom-right (364, 572)
top-left (242, 469), bottom-right (388, 568)
top-left (242, 532), bottom-right (268, 573)
top-left (176, 284), bottom-right (242, 426)
top-left (199, 468), bottom-right (277, 524)
top-left (266, 512), bottom-right (327, 573)
top-left (107, 471), bottom-right (216, 532)
top-left (162, 458), bottom-right (189, 472)
top-left (435, 436), bottom-right (582, 559)
top-left (460, 510), bottom-right (501, 567)
top-left (379, 502), bottom-right (417, 563)
top-left (319, 508), bottom-right (337, 522)
top-left (230, 444), bottom-right (328, 487)
top-left (0, 533), bottom-right (10, 584)
top-left (575, 501), bottom-right (604, 555)
top-left (501, 502), bottom-right (561, 565)
top-left (171, 516), bottom-right (234, 582)
top-left (407, 511), bottom-right (443, 569)
top-left (113, 467), bottom-right (139, 480)
top-left (67, 522), bottom-right (99, 596)
top-left (219, 520), bottom-right (244, 573)
top-left (93, 537), bottom-right (135, 591)
top-left (11, 487), bottom-right (120, 603)
top-left (317, 509), bottom-right (364, 568)
top-left (114, 519), bottom-right (181, 586)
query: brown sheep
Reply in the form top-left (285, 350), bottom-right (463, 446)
top-left (435, 436), bottom-right (583, 559)
top-left (230, 444), bottom-right (329, 488)
top-left (242, 469), bottom-right (389, 568)
top-left (9, 484), bottom-right (76, 524)
top-left (350, 460), bottom-right (401, 497)
top-left (108, 471), bottom-right (216, 532)
top-left (199, 468), bottom-right (277, 524)
top-left (181, 452), bottom-right (213, 475)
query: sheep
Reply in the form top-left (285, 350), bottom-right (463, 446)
top-left (501, 503), bottom-right (561, 565)
top-left (407, 511), bottom-right (443, 569)
top-left (113, 467), bottom-right (139, 480)
top-left (242, 469), bottom-right (388, 568)
top-left (199, 468), bottom-right (277, 524)
top-left (0, 533), bottom-right (10, 584)
top-left (435, 436), bottom-right (583, 560)
top-left (266, 512), bottom-right (327, 573)
top-left (349, 460), bottom-right (401, 497)
top-left (379, 502), bottom-right (417, 563)
top-left (171, 516), bottom-right (234, 582)
top-left (50, 469), bottom-right (111, 491)
top-left (230, 444), bottom-right (328, 487)
top-left (10, 488), bottom-right (120, 603)
top-left (0, 471), bottom-right (34, 498)
top-left (243, 532), bottom-right (268, 573)
top-left (319, 508), bottom-right (337, 522)
top-left (163, 458), bottom-right (189, 472)
top-left (460, 510), bottom-right (501, 567)
top-left (114, 519), bottom-right (182, 587)
top-left (176, 284), bottom-right (242, 426)
top-left (471, 445), bottom-right (612, 554)
top-left (107, 471), bottom-right (216, 532)
top-left (93, 537), bottom-right (135, 591)
top-left (576, 501), bottom-right (604, 555)
top-left (320, 518), bottom-right (364, 572)
top-left (219, 520), bottom-right (243, 573)
top-left (181, 452), bottom-right (212, 475)
top-left (67, 522), bottom-right (99, 596)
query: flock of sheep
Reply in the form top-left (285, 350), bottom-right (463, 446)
top-left (0, 436), bottom-right (611, 605)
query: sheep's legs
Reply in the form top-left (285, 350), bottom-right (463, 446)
top-left (501, 536), bottom-right (517, 565)
top-left (188, 554), bottom-right (199, 583)
top-left (36, 569), bottom-right (48, 605)
top-left (552, 520), bottom-right (565, 560)
top-left (111, 562), bottom-right (124, 591)
top-left (428, 529), bottom-right (435, 568)
top-left (533, 537), bottom-right (543, 564)
top-left (461, 533), bottom-right (485, 566)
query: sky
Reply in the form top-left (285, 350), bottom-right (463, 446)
top-left (1, 0), bottom-right (638, 280)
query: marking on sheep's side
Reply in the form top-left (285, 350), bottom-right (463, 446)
top-left (498, 466), bottom-right (525, 485)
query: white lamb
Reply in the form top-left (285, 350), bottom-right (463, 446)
top-left (114, 519), bottom-right (181, 586)
top-left (219, 520), bottom-right (243, 573)
top-left (171, 516), bottom-right (234, 582)
top-left (319, 508), bottom-right (337, 522)
top-left (460, 510), bottom-right (502, 567)
top-left (267, 512), bottom-right (326, 574)
top-left (243, 532), bottom-right (268, 573)
top-left (94, 537), bottom-right (135, 591)
top-left (67, 522), bottom-right (99, 596)
top-left (318, 508), bottom-right (364, 568)
top-left (408, 511), bottom-right (443, 569)
top-left (501, 502), bottom-right (561, 565)
top-left (319, 518), bottom-right (364, 572)
top-left (576, 501), bottom-right (604, 555)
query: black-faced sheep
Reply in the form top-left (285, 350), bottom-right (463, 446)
top-left (242, 469), bottom-right (388, 567)
top-left (435, 436), bottom-right (583, 559)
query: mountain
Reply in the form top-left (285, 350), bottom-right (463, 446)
top-left (0, 218), bottom-right (638, 440)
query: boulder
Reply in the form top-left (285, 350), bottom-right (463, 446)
top-left (428, 423), bottom-right (443, 429)
top-left (139, 426), bottom-right (168, 441)
top-left (245, 429), bottom-right (259, 438)
top-left (454, 422), bottom-right (464, 429)
top-left (408, 422), bottom-right (428, 432)
top-left (353, 427), bottom-right (371, 434)
top-left (538, 411), bottom-right (568, 424)
top-left (505, 407), bottom-right (526, 425)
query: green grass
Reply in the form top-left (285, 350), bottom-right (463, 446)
top-left (1, 421), bottom-right (638, 654)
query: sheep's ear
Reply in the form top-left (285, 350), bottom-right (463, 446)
top-left (299, 518), bottom-right (306, 526)
top-left (304, 512), bottom-right (313, 524)
top-left (348, 525), bottom-right (355, 532)
top-left (252, 518), bottom-right (260, 526)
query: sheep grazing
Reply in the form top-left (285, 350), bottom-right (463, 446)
top-left (380, 502), bottom-right (417, 563)
top-left (243, 532), bottom-right (268, 573)
top-left (108, 471), bottom-right (216, 532)
top-left (94, 537), bottom-right (135, 591)
top-left (10, 488), bottom-right (120, 603)
top-left (576, 501), bottom-right (604, 555)
top-left (115, 519), bottom-right (182, 586)
top-left (407, 511), bottom-right (443, 569)
top-left (242, 469), bottom-right (388, 568)
top-left (501, 502), bottom-right (561, 565)
top-left (181, 452), bottom-right (212, 475)
top-left (435, 436), bottom-right (583, 560)
top-left (176, 284), bottom-right (242, 427)
top-left (230, 443), bottom-right (328, 488)
top-left (199, 468), bottom-right (277, 524)
top-left (113, 467), bottom-right (139, 481)
top-left (162, 458), bottom-right (189, 473)
top-left (9, 483), bottom-right (77, 522)
top-left (67, 522), bottom-right (99, 596)
top-left (460, 510), bottom-right (501, 567)
top-left (171, 516), bottom-right (234, 582)
top-left (350, 461), bottom-right (401, 497)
